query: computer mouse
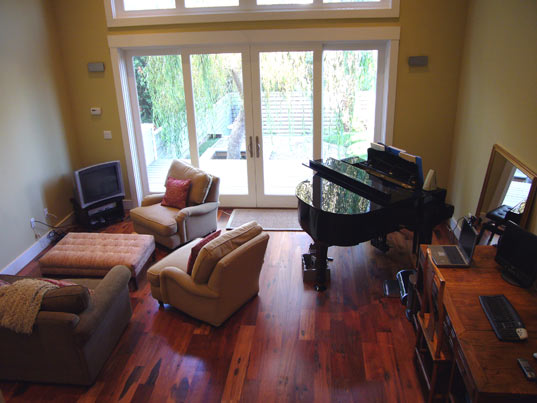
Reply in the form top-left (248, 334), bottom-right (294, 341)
top-left (516, 328), bottom-right (528, 340)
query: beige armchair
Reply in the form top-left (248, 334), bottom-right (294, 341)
top-left (130, 160), bottom-right (220, 249)
top-left (146, 221), bottom-right (269, 326)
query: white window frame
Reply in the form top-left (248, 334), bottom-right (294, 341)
top-left (105, 0), bottom-right (399, 27)
top-left (108, 27), bottom-right (399, 206)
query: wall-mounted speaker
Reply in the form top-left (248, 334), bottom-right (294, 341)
top-left (87, 62), bottom-right (105, 72)
top-left (408, 56), bottom-right (428, 67)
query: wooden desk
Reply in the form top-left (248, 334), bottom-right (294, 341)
top-left (417, 245), bottom-right (537, 402)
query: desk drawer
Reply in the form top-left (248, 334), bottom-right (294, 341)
top-left (445, 314), bottom-right (477, 401)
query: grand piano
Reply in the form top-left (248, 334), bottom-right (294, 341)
top-left (296, 146), bottom-right (454, 291)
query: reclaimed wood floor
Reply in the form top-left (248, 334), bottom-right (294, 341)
top-left (0, 209), bottom-right (454, 402)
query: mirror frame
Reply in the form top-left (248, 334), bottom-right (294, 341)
top-left (476, 144), bottom-right (537, 228)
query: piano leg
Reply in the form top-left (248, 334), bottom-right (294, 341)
top-left (313, 241), bottom-right (329, 292)
top-left (309, 243), bottom-right (333, 261)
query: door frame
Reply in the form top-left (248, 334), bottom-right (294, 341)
top-left (108, 27), bottom-right (400, 208)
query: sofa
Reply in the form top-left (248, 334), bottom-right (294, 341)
top-left (147, 221), bottom-right (269, 326)
top-left (0, 265), bottom-right (132, 385)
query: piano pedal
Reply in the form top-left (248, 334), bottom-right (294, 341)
top-left (302, 253), bottom-right (331, 284)
top-left (371, 235), bottom-right (390, 253)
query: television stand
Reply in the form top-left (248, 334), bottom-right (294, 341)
top-left (71, 196), bottom-right (125, 230)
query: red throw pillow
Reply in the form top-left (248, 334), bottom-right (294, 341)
top-left (161, 177), bottom-right (191, 209)
top-left (186, 230), bottom-right (221, 275)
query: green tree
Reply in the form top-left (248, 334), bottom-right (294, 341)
top-left (133, 56), bottom-right (152, 123)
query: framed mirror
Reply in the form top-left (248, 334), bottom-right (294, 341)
top-left (476, 144), bottom-right (537, 228)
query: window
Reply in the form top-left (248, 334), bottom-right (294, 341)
top-left (105, 0), bottom-right (399, 27)
top-left (109, 27), bottom-right (399, 207)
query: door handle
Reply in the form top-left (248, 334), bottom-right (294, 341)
top-left (256, 136), bottom-right (260, 158)
top-left (248, 136), bottom-right (253, 158)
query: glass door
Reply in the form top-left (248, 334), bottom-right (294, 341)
top-left (128, 48), bottom-right (257, 206)
top-left (252, 48), bottom-right (315, 207)
top-left (189, 51), bottom-right (256, 206)
top-left (126, 43), bottom-right (384, 208)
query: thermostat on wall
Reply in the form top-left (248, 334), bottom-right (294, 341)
top-left (90, 107), bottom-right (102, 116)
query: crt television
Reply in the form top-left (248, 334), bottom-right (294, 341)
top-left (495, 221), bottom-right (537, 288)
top-left (73, 161), bottom-right (125, 209)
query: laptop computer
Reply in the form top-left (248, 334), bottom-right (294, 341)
top-left (429, 218), bottom-right (478, 267)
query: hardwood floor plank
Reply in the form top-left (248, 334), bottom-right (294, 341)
top-left (298, 309), bottom-right (315, 341)
top-left (221, 325), bottom-right (255, 402)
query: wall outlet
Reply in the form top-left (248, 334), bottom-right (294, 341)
top-left (30, 218), bottom-right (36, 229)
top-left (44, 208), bottom-right (48, 218)
top-left (103, 130), bottom-right (112, 140)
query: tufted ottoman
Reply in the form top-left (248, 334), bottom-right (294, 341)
top-left (39, 232), bottom-right (155, 289)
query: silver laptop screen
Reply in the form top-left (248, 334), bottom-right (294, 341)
top-left (459, 219), bottom-right (478, 259)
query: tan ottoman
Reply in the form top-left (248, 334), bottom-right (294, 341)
top-left (39, 232), bottom-right (155, 289)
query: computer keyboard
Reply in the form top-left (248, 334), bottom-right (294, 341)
top-left (479, 295), bottom-right (528, 341)
top-left (444, 246), bottom-right (465, 265)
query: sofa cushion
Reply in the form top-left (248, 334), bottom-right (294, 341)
top-left (41, 285), bottom-right (90, 314)
top-left (0, 275), bottom-right (90, 314)
top-left (166, 160), bottom-right (212, 206)
top-left (161, 177), bottom-right (191, 209)
top-left (187, 230), bottom-right (221, 275)
top-left (192, 221), bottom-right (262, 284)
top-left (130, 204), bottom-right (178, 236)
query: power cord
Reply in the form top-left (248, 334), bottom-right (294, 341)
top-left (32, 220), bottom-right (73, 242)
top-left (449, 216), bottom-right (465, 233)
top-left (33, 220), bottom-right (75, 230)
top-left (47, 230), bottom-right (66, 243)
top-left (449, 215), bottom-right (479, 233)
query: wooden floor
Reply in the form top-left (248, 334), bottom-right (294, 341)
top-left (0, 210), bottom-right (455, 402)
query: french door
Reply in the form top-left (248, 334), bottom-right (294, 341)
top-left (126, 43), bottom-right (383, 207)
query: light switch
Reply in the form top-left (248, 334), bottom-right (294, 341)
top-left (103, 130), bottom-right (112, 140)
top-left (90, 107), bottom-right (102, 116)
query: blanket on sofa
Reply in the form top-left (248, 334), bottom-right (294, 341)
top-left (0, 279), bottom-right (58, 334)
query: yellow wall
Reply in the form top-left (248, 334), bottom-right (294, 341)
top-left (50, 1), bottom-right (130, 195)
top-left (0, 1), bottom-right (78, 269)
top-left (448, 0), bottom-right (537, 233)
top-left (51, 0), bottom-right (467, 196)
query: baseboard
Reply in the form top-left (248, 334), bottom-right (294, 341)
top-left (0, 212), bottom-right (74, 275)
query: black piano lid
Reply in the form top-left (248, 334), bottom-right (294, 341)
top-left (307, 158), bottom-right (413, 205)
top-left (296, 177), bottom-right (377, 215)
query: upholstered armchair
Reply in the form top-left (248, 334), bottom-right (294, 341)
top-left (130, 160), bottom-right (220, 249)
top-left (146, 221), bottom-right (269, 326)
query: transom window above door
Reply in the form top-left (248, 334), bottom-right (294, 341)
top-left (106, 0), bottom-right (399, 26)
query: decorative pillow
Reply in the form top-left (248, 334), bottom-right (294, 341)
top-left (192, 221), bottom-right (262, 284)
top-left (166, 160), bottom-right (212, 205)
top-left (0, 276), bottom-right (90, 314)
top-left (187, 230), bottom-right (221, 275)
top-left (41, 285), bottom-right (91, 314)
top-left (161, 177), bottom-right (191, 209)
